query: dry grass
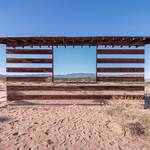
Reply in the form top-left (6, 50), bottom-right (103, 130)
top-left (105, 98), bottom-right (150, 140)
top-left (138, 115), bottom-right (150, 137)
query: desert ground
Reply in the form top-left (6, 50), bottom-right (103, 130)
top-left (0, 78), bottom-right (150, 150)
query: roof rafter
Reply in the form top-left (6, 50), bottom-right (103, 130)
top-left (0, 36), bottom-right (150, 47)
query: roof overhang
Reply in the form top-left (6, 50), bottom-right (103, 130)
top-left (0, 36), bottom-right (150, 47)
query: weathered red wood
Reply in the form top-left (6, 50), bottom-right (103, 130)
top-left (97, 68), bottom-right (144, 72)
top-left (97, 58), bottom-right (144, 63)
top-left (7, 58), bottom-right (53, 63)
top-left (7, 95), bottom-right (144, 101)
top-left (7, 85), bottom-right (144, 91)
top-left (1, 36), bottom-right (150, 47)
top-left (7, 68), bottom-right (52, 72)
top-left (97, 49), bottom-right (144, 54)
top-left (7, 77), bottom-right (51, 82)
top-left (7, 49), bottom-right (53, 54)
top-left (97, 76), bottom-right (144, 82)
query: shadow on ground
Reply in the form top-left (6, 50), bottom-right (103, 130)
top-left (144, 95), bottom-right (150, 109)
top-left (0, 117), bottom-right (10, 123)
top-left (8, 100), bottom-right (109, 106)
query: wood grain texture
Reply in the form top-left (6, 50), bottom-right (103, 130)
top-left (97, 76), bottom-right (144, 82)
top-left (7, 95), bottom-right (144, 101)
top-left (7, 49), bottom-right (53, 54)
top-left (7, 58), bottom-right (53, 63)
top-left (97, 49), bottom-right (144, 54)
top-left (7, 85), bottom-right (144, 91)
top-left (7, 77), bottom-right (51, 82)
top-left (7, 67), bottom-right (52, 72)
top-left (1, 36), bottom-right (150, 47)
top-left (97, 58), bottom-right (144, 63)
top-left (97, 68), bottom-right (144, 73)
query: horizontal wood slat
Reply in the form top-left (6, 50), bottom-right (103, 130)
top-left (97, 58), bottom-right (144, 63)
top-left (97, 49), bottom-right (144, 54)
top-left (97, 76), bottom-right (144, 82)
top-left (7, 58), bottom-right (53, 63)
top-left (7, 95), bottom-right (144, 101)
top-left (7, 85), bottom-right (144, 91)
top-left (7, 77), bottom-right (51, 82)
top-left (7, 49), bottom-right (53, 54)
top-left (7, 68), bottom-right (52, 72)
top-left (97, 68), bottom-right (144, 73)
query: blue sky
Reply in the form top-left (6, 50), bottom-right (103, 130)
top-left (0, 0), bottom-right (150, 78)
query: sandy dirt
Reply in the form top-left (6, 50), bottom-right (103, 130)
top-left (0, 79), bottom-right (150, 150)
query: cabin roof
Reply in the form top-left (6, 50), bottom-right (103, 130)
top-left (0, 36), bottom-right (150, 47)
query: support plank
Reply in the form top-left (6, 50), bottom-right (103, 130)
top-left (7, 85), bottom-right (145, 91)
top-left (97, 68), bottom-right (144, 73)
top-left (7, 49), bottom-right (53, 54)
top-left (97, 76), bottom-right (144, 82)
top-left (97, 49), bottom-right (144, 54)
top-left (7, 68), bottom-right (52, 72)
top-left (7, 77), bottom-right (51, 82)
top-left (97, 58), bottom-right (144, 63)
top-left (7, 95), bottom-right (144, 101)
top-left (7, 58), bottom-right (53, 63)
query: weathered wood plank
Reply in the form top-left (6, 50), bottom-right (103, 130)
top-left (97, 58), bottom-right (144, 63)
top-left (7, 49), bottom-right (53, 54)
top-left (7, 95), bottom-right (144, 101)
top-left (97, 49), bottom-right (144, 54)
top-left (7, 68), bottom-right (52, 72)
top-left (97, 68), bottom-right (144, 72)
top-left (7, 85), bottom-right (145, 91)
top-left (97, 76), bottom-right (144, 82)
top-left (7, 77), bottom-right (51, 82)
top-left (1, 36), bottom-right (149, 47)
top-left (7, 58), bottom-right (53, 63)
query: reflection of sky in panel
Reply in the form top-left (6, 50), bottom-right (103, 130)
top-left (7, 63), bottom-right (52, 67)
top-left (97, 63), bottom-right (144, 68)
top-left (7, 73), bottom-right (52, 76)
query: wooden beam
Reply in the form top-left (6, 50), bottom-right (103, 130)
top-left (97, 68), bottom-right (144, 73)
top-left (7, 49), bottom-right (53, 54)
top-left (97, 58), bottom-right (144, 63)
top-left (7, 85), bottom-right (145, 91)
top-left (7, 58), bottom-right (53, 63)
top-left (1, 36), bottom-right (149, 47)
top-left (7, 95), bottom-right (144, 101)
top-left (97, 76), bottom-right (144, 82)
top-left (97, 49), bottom-right (144, 54)
top-left (7, 67), bottom-right (52, 72)
top-left (7, 77), bottom-right (51, 82)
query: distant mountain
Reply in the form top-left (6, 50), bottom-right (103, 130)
top-left (55, 73), bottom-right (95, 78)
top-left (6, 73), bottom-right (95, 78)
top-left (145, 79), bottom-right (150, 82)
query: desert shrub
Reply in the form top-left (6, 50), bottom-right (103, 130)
top-left (128, 122), bottom-right (145, 136)
top-left (139, 115), bottom-right (150, 137)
